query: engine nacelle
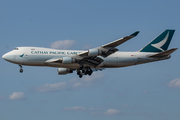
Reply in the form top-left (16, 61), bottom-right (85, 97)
top-left (57, 68), bottom-right (73, 75)
top-left (62, 57), bottom-right (75, 64)
top-left (88, 49), bottom-right (102, 56)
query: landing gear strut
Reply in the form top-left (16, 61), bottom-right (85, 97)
top-left (19, 65), bottom-right (23, 73)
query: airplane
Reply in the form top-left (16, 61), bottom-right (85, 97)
top-left (2, 29), bottom-right (178, 78)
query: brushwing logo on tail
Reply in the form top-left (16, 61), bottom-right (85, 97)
top-left (151, 32), bottom-right (169, 52)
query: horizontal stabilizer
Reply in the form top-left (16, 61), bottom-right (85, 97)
top-left (148, 48), bottom-right (178, 58)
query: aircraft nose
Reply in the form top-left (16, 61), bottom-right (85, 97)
top-left (2, 53), bottom-right (15, 62)
top-left (2, 54), bottom-right (7, 60)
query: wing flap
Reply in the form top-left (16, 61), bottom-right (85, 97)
top-left (79, 56), bottom-right (104, 67)
top-left (101, 48), bottom-right (119, 57)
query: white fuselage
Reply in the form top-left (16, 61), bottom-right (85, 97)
top-left (2, 47), bottom-right (170, 69)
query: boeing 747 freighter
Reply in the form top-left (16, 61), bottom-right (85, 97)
top-left (2, 30), bottom-right (177, 78)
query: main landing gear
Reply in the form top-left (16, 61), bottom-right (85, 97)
top-left (77, 67), bottom-right (93, 78)
top-left (19, 65), bottom-right (23, 73)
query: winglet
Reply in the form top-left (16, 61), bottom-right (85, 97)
top-left (130, 31), bottom-right (140, 37)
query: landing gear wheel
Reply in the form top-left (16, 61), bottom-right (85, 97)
top-left (20, 69), bottom-right (23, 73)
top-left (77, 71), bottom-right (80, 75)
top-left (87, 69), bottom-right (93, 76)
top-left (82, 70), bottom-right (85, 73)
top-left (85, 70), bottom-right (88, 75)
top-left (79, 75), bottom-right (82, 78)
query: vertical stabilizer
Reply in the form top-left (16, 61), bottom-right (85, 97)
top-left (139, 30), bottom-right (175, 52)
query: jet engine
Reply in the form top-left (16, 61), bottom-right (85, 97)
top-left (62, 57), bottom-right (75, 64)
top-left (88, 49), bottom-right (102, 56)
top-left (57, 68), bottom-right (73, 75)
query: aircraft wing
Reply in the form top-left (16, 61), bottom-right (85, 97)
top-left (46, 31), bottom-right (139, 68)
top-left (78, 31), bottom-right (139, 57)
top-left (101, 31), bottom-right (140, 48)
top-left (45, 56), bottom-right (104, 67)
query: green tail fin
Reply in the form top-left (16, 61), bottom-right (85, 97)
top-left (139, 29), bottom-right (175, 52)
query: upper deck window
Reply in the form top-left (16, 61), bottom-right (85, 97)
top-left (14, 48), bottom-right (19, 50)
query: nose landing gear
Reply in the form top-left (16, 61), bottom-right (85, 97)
top-left (19, 65), bottom-right (23, 73)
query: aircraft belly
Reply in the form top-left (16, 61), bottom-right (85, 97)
top-left (102, 57), bottom-right (118, 67)
top-left (103, 57), bottom-right (138, 68)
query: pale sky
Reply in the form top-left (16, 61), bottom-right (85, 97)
top-left (1, 0), bottom-right (180, 120)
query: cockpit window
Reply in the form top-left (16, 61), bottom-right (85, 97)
top-left (14, 48), bottom-right (19, 50)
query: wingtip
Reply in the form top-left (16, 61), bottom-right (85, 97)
top-left (165, 29), bottom-right (175, 31)
top-left (130, 31), bottom-right (140, 37)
